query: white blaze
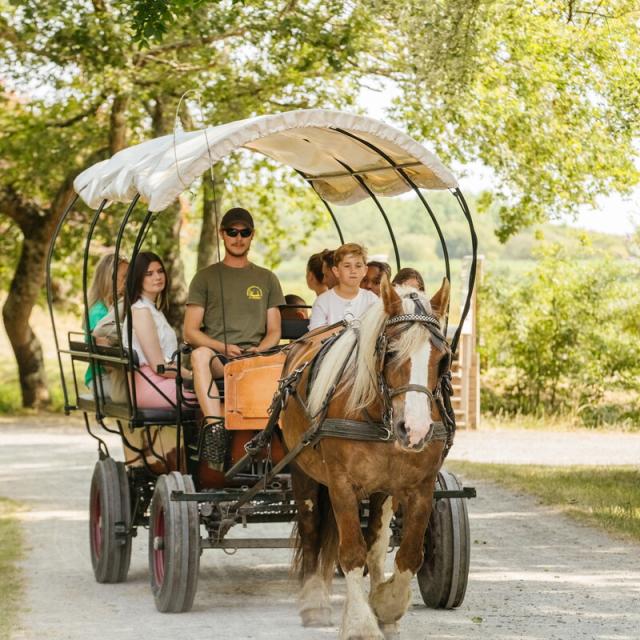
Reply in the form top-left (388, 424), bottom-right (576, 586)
top-left (404, 341), bottom-right (431, 445)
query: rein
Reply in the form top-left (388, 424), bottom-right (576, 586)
top-left (245, 293), bottom-right (457, 459)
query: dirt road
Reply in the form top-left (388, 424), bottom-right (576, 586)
top-left (1, 417), bottom-right (639, 640)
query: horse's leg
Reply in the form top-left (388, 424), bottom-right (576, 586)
top-left (365, 494), bottom-right (397, 636)
top-left (330, 482), bottom-right (384, 640)
top-left (365, 493), bottom-right (393, 591)
top-left (292, 467), bottom-right (333, 627)
top-left (369, 490), bottom-right (433, 626)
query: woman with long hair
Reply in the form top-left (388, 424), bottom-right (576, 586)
top-left (85, 253), bottom-right (128, 391)
top-left (124, 251), bottom-right (193, 409)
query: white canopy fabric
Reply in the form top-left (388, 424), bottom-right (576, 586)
top-left (73, 109), bottom-right (457, 212)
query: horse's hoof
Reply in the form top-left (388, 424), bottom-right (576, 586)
top-left (301, 606), bottom-right (332, 627)
top-left (379, 622), bottom-right (399, 639)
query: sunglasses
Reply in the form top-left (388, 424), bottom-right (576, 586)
top-left (224, 227), bottom-right (252, 238)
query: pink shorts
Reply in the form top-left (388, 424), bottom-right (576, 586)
top-left (132, 365), bottom-right (197, 409)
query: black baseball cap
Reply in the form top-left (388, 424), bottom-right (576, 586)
top-left (220, 207), bottom-right (254, 230)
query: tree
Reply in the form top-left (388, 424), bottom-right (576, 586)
top-left (0, 0), bottom-right (372, 407)
top-left (127, 0), bottom-right (640, 241)
top-left (374, 0), bottom-right (640, 239)
top-left (480, 241), bottom-right (640, 421)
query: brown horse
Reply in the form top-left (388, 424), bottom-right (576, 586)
top-left (280, 277), bottom-right (452, 639)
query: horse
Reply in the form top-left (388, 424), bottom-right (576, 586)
top-left (280, 276), bottom-right (452, 639)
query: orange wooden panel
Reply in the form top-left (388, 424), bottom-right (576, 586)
top-left (224, 351), bottom-right (286, 430)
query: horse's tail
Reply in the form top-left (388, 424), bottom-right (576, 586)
top-left (292, 484), bottom-right (340, 583)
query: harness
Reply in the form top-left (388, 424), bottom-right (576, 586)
top-left (244, 293), bottom-right (457, 460)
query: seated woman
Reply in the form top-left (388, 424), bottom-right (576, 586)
top-left (306, 252), bottom-right (328, 297)
top-left (124, 251), bottom-right (194, 409)
top-left (85, 252), bottom-right (128, 396)
top-left (392, 267), bottom-right (425, 291)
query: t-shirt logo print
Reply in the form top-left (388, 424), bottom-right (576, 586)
top-left (246, 285), bottom-right (263, 300)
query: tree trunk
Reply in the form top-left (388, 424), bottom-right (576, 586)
top-left (2, 235), bottom-right (50, 407)
top-left (198, 167), bottom-right (224, 271)
top-left (2, 210), bottom-right (54, 407)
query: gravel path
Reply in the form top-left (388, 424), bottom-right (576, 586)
top-left (1, 417), bottom-right (639, 640)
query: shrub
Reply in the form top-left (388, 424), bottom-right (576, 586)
top-left (480, 241), bottom-right (640, 425)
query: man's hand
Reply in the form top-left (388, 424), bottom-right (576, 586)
top-left (224, 343), bottom-right (244, 358)
top-left (244, 346), bottom-right (259, 354)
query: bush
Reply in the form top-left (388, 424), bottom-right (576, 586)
top-left (480, 241), bottom-right (640, 426)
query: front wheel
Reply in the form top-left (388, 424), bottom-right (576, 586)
top-left (149, 472), bottom-right (200, 612)
top-left (89, 458), bottom-right (132, 583)
top-left (418, 470), bottom-right (471, 609)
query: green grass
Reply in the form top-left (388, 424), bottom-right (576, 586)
top-left (449, 461), bottom-right (640, 543)
top-left (0, 498), bottom-right (25, 640)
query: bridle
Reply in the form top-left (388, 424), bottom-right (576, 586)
top-left (375, 293), bottom-right (455, 448)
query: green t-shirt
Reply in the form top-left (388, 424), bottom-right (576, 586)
top-left (187, 262), bottom-right (285, 349)
top-left (84, 301), bottom-right (108, 386)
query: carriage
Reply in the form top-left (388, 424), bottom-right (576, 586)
top-left (46, 109), bottom-right (478, 628)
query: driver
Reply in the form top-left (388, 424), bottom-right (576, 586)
top-left (184, 207), bottom-right (285, 432)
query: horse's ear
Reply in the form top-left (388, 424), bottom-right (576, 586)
top-left (430, 277), bottom-right (450, 319)
top-left (380, 273), bottom-right (403, 316)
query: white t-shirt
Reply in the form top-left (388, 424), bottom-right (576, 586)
top-left (123, 297), bottom-right (178, 366)
top-left (309, 288), bottom-right (379, 330)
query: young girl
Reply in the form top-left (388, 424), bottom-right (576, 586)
top-left (124, 251), bottom-right (193, 409)
top-left (85, 253), bottom-right (128, 392)
top-left (305, 251), bottom-right (329, 297)
top-left (309, 243), bottom-right (378, 330)
top-left (392, 267), bottom-right (425, 291)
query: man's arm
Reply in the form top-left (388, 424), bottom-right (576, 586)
top-left (255, 306), bottom-right (282, 352)
top-left (183, 305), bottom-right (244, 357)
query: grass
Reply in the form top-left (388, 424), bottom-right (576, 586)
top-left (449, 460), bottom-right (640, 543)
top-left (0, 498), bottom-right (25, 640)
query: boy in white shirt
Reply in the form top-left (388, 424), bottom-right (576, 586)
top-left (309, 243), bottom-right (379, 330)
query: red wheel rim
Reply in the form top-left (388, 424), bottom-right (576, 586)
top-left (91, 486), bottom-right (102, 558)
top-left (153, 507), bottom-right (165, 586)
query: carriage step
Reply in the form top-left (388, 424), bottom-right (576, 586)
top-left (201, 537), bottom-right (295, 549)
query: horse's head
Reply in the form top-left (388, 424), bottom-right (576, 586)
top-left (377, 276), bottom-right (451, 452)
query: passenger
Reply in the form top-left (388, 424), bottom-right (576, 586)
top-left (123, 251), bottom-right (194, 409)
top-left (281, 294), bottom-right (309, 320)
top-left (306, 251), bottom-right (328, 297)
top-left (360, 260), bottom-right (392, 296)
top-left (309, 243), bottom-right (378, 330)
top-left (392, 267), bottom-right (425, 291)
top-left (183, 207), bottom-right (285, 426)
top-left (85, 253), bottom-right (128, 394)
top-left (321, 249), bottom-right (338, 289)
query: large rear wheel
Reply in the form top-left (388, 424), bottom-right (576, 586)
top-left (149, 472), bottom-right (200, 612)
top-left (89, 458), bottom-right (132, 583)
top-left (418, 470), bottom-right (470, 609)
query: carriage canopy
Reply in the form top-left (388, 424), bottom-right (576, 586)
top-left (73, 109), bottom-right (458, 212)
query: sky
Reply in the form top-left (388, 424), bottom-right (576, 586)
top-left (358, 84), bottom-right (639, 237)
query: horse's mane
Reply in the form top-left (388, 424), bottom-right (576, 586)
top-left (307, 286), bottom-right (435, 417)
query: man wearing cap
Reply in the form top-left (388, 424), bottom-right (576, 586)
top-left (184, 207), bottom-right (285, 431)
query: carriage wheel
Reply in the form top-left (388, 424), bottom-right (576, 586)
top-left (149, 472), bottom-right (200, 613)
top-left (89, 458), bottom-right (132, 583)
top-left (418, 470), bottom-right (470, 609)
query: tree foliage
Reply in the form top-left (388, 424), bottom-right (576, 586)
top-left (0, 0), bottom-right (370, 406)
top-left (480, 241), bottom-right (640, 424)
top-left (372, 0), bottom-right (640, 239)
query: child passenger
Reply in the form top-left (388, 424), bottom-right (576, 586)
top-left (392, 267), bottom-right (425, 291)
top-left (309, 243), bottom-right (378, 330)
top-left (123, 251), bottom-right (194, 409)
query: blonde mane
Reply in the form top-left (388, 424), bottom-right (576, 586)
top-left (307, 286), bottom-right (436, 417)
